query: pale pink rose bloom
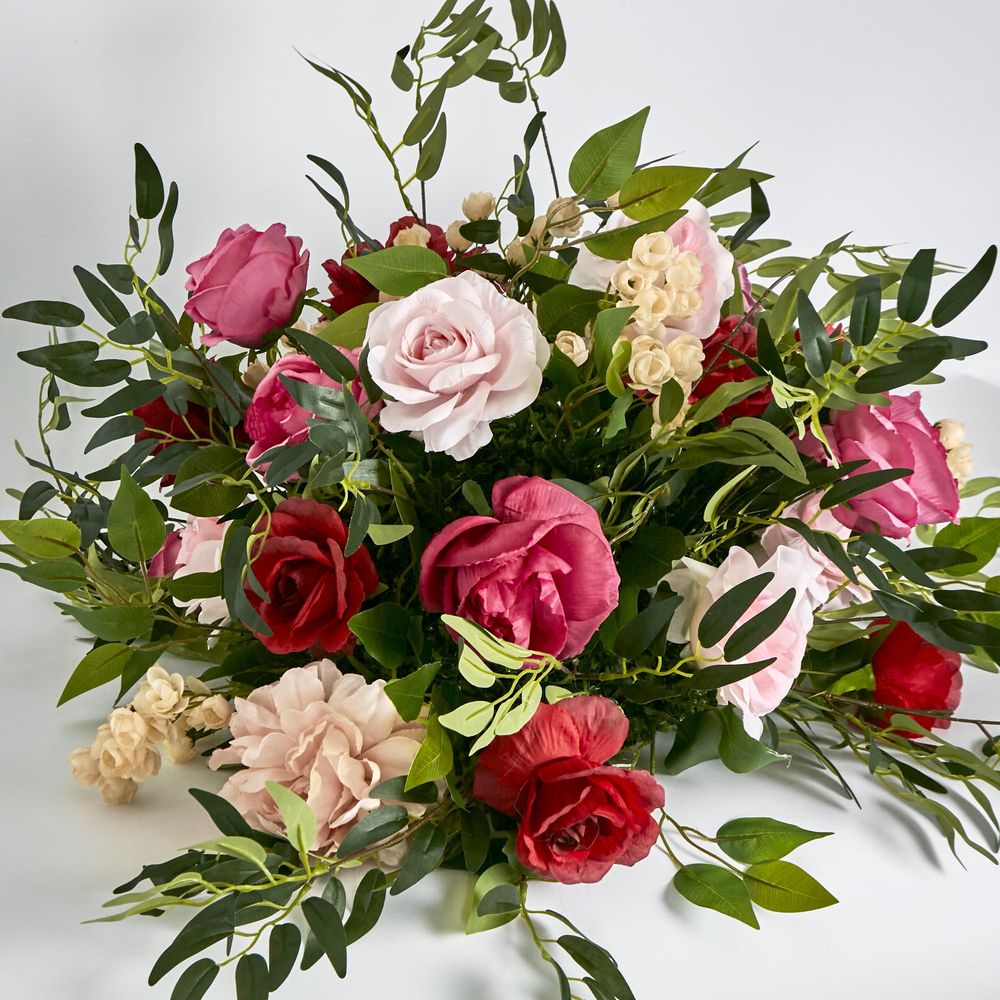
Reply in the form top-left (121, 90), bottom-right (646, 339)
top-left (760, 494), bottom-right (871, 611)
top-left (209, 661), bottom-right (426, 854)
top-left (172, 516), bottom-right (228, 625)
top-left (569, 200), bottom-right (734, 340)
top-left (665, 545), bottom-right (817, 738)
top-left (365, 271), bottom-right (550, 460)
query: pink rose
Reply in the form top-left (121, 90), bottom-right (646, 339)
top-left (243, 351), bottom-right (378, 478)
top-left (760, 493), bottom-right (870, 611)
top-left (801, 392), bottom-right (959, 539)
top-left (569, 200), bottom-right (734, 340)
top-left (209, 660), bottom-right (426, 855)
top-left (365, 271), bottom-right (550, 460)
top-left (149, 530), bottom-right (181, 578)
top-left (665, 545), bottom-right (817, 737)
top-left (173, 516), bottom-right (229, 625)
top-left (419, 476), bottom-right (620, 658)
top-left (184, 223), bottom-right (310, 349)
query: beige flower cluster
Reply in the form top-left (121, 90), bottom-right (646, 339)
top-left (446, 191), bottom-right (497, 253)
top-left (505, 196), bottom-right (584, 267)
top-left (613, 232), bottom-right (704, 334)
top-left (936, 418), bottom-right (974, 483)
top-left (68, 666), bottom-right (232, 805)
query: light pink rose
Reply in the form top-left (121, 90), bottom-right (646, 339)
top-left (185, 223), bottom-right (310, 349)
top-left (243, 351), bottom-right (379, 478)
top-left (569, 200), bottom-right (734, 340)
top-left (172, 516), bottom-right (228, 625)
top-left (365, 271), bottom-right (550, 460)
top-left (800, 392), bottom-right (959, 539)
top-left (665, 545), bottom-right (817, 737)
top-left (760, 494), bottom-right (871, 611)
top-left (209, 660), bottom-right (426, 854)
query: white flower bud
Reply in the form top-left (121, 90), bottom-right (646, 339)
top-left (462, 191), bottom-right (496, 221)
top-left (632, 286), bottom-right (675, 331)
top-left (505, 237), bottom-right (528, 267)
top-left (555, 330), bottom-right (589, 367)
top-left (612, 260), bottom-right (660, 301)
top-left (547, 197), bottom-right (583, 238)
top-left (446, 220), bottom-right (473, 253)
top-left (947, 441), bottom-right (974, 482)
top-left (108, 707), bottom-right (149, 753)
top-left (163, 723), bottom-right (196, 764)
top-left (605, 191), bottom-right (621, 210)
top-left (651, 392), bottom-right (691, 439)
top-left (391, 222), bottom-right (432, 248)
top-left (241, 359), bottom-right (270, 390)
top-left (68, 746), bottom-right (100, 788)
top-left (95, 729), bottom-right (160, 782)
top-left (628, 335), bottom-right (674, 392)
top-left (631, 232), bottom-right (677, 271)
top-left (133, 666), bottom-right (188, 737)
top-left (665, 334), bottom-right (705, 383)
top-left (664, 250), bottom-right (703, 293)
top-left (189, 694), bottom-right (233, 732)
top-left (98, 776), bottom-right (138, 805)
top-left (936, 418), bottom-right (966, 451)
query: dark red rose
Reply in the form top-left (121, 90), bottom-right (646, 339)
top-left (134, 397), bottom-right (215, 486)
top-left (245, 498), bottom-right (378, 655)
top-left (386, 215), bottom-right (454, 266)
top-left (870, 621), bottom-right (962, 733)
top-left (690, 315), bottom-right (772, 424)
top-left (473, 696), bottom-right (664, 884)
top-left (322, 250), bottom-right (379, 316)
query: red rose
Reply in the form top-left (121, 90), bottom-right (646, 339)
top-left (870, 621), bottom-right (962, 733)
top-left (386, 215), bottom-right (454, 265)
top-left (245, 498), bottom-right (378, 655)
top-left (134, 396), bottom-right (214, 486)
top-left (419, 476), bottom-right (620, 659)
top-left (473, 696), bottom-right (664, 884)
top-left (322, 249), bottom-right (379, 316)
top-left (690, 315), bottom-right (772, 424)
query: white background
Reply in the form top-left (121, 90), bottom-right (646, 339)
top-left (1, 1), bottom-right (999, 997)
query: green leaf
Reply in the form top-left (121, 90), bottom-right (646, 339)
top-left (439, 700), bottom-right (494, 737)
top-left (934, 517), bottom-right (1000, 576)
top-left (687, 376), bottom-right (770, 424)
top-left (686, 658), bottom-right (777, 691)
top-left (301, 897), bottom-right (347, 978)
top-left (568, 107), bottom-right (649, 201)
top-left (591, 304), bottom-right (635, 372)
top-left (344, 246), bottom-right (448, 295)
top-left (189, 788), bottom-right (259, 839)
top-left (391, 823), bottom-right (446, 895)
top-left (729, 179), bottom-right (769, 251)
top-left (108, 467), bottom-right (165, 562)
top-left (557, 935), bottom-right (635, 1000)
top-left (826, 662), bottom-right (875, 695)
top-left (617, 523), bottom-right (686, 589)
top-left (384, 661), bottom-right (441, 722)
top-left (134, 143), bottom-right (165, 219)
top-left (2, 299), bottom-right (84, 327)
top-left (403, 81), bottom-right (446, 145)
top-left (744, 860), bottom-right (837, 912)
top-left (932, 244), bottom-right (997, 327)
top-left (234, 953), bottom-right (268, 1000)
top-left (58, 642), bottom-right (134, 705)
top-left (477, 882), bottom-right (521, 916)
top-left (265, 782), bottom-right (317, 856)
top-left (149, 894), bottom-right (237, 985)
top-left (337, 805), bottom-right (408, 857)
top-left (0, 518), bottom-right (81, 559)
top-left (584, 210), bottom-right (686, 261)
top-left (348, 603), bottom-right (417, 670)
top-left (697, 572), bottom-right (774, 648)
top-left (366, 523), bottom-right (413, 545)
top-left (613, 596), bottom-right (679, 658)
top-left (538, 3), bottom-right (566, 76)
top-left (267, 923), bottom-right (301, 992)
top-left (18, 341), bottom-right (129, 387)
top-left (718, 708), bottom-right (788, 773)
top-left (74, 265), bottom-right (130, 327)
top-left (724, 587), bottom-right (796, 662)
top-left (170, 959), bottom-right (219, 1000)
top-left (716, 818), bottom-right (831, 864)
top-left (391, 46), bottom-right (414, 90)
top-left (618, 165), bottom-right (712, 221)
top-left (1, 556), bottom-right (87, 593)
top-left (60, 603), bottom-right (154, 642)
top-left (415, 113), bottom-right (448, 182)
top-left (447, 32), bottom-right (501, 87)
top-left (897, 248), bottom-right (935, 322)
top-left (537, 284), bottom-right (603, 335)
top-left (673, 864), bottom-right (759, 928)
top-left (157, 181), bottom-right (180, 275)
top-left (466, 864), bottom-right (520, 934)
top-left (848, 274), bottom-right (883, 347)
top-left (820, 468), bottom-right (912, 510)
top-left (458, 644), bottom-right (496, 688)
top-left (797, 290), bottom-right (832, 378)
top-left (289, 329), bottom-right (356, 381)
top-left (313, 301), bottom-right (378, 349)
top-left (369, 775), bottom-right (438, 805)
top-left (510, 0), bottom-right (531, 39)
top-left (108, 312), bottom-right (155, 346)
top-left (344, 868), bottom-right (387, 944)
top-left (662, 711), bottom-right (723, 774)
top-left (406, 714), bottom-right (453, 789)
top-left (171, 445), bottom-right (247, 517)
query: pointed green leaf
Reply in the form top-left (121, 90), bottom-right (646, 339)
top-left (673, 864), bottom-right (759, 928)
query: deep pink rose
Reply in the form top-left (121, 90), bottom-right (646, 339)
top-left (419, 476), bottom-right (620, 658)
top-left (473, 696), bottom-right (664, 884)
top-left (184, 223), bottom-right (310, 348)
top-left (149, 530), bottom-right (181, 578)
top-left (243, 351), bottom-right (379, 478)
top-left (801, 392), bottom-right (959, 538)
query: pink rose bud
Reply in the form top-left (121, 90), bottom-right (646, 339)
top-left (184, 223), bottom-right (310, 349)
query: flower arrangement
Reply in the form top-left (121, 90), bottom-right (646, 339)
top-left (3, 1), bottom-right (1000, 996)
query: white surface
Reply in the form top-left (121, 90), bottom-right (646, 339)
top-left (2, 0), bottom-right (999, 996)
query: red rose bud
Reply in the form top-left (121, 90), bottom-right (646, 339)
top-left (870, 621), bottom-right (962, 734)
top-left (473, 696), bottom-right (664, 884)
top-left (689, 315), bottom-right (772, 425)
top-left (244, 498), bottom-right (379, 655)
top-left (323, 249), bottom-right (378, 316)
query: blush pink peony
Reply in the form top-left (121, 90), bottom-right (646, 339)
top-left (665, 545), bottom-right (818, 737)
top-left (364, 271), bottom-right (550, 460)
top-left (185, 223), bottom-right (310, 349)
top-left (209, 660), bottom-right (426, 853)
top-left (800, 391), bottom-right (959, 539)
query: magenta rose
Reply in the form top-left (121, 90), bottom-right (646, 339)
top-left (419, 476), bottom-right (620, 658)
top-left (801, 391), bottom-right (959, 538)
top-left (243, 351), bottom-right (379, 478)
top-left (184, 223), bottom-right (310, 348)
